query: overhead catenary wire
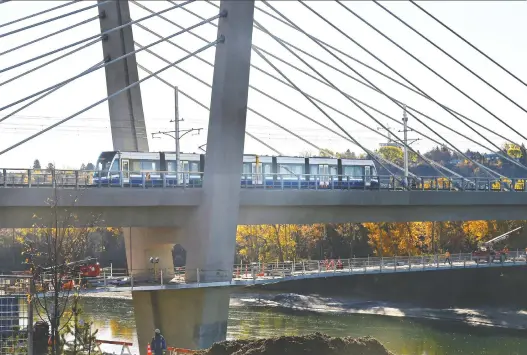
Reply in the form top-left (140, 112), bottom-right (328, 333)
top-left (0, 37), bottom-right (222, 156)
top-left (0, 15), bottom-right (100, 57)
top-left (299, 0), bottom-right (504, 179)
top-left (0, 0), bottom-right (196, 75)
top-left (336, 1), bottom-right (527, 143)
top-left (0, 11), bottom-right (224, 114)
top-left (0, 61), bottom-right (105, 124)
top-left (131, 15), bottom-right (411, 176)
top-left (375, 1), bottom-right (527, 116)
top-left (410, 0), bottom-right (527, 88)
top-left (260, 1), bottom-right (451, 180)
top-left (242, 0), bottom-right (522, 148)
top-left (136, 62), bottom-right (283, 156)
top-left (0, 1), bottom-right (109, 38)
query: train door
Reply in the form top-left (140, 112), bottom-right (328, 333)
top-left (252, 162), bottom-right (263, 185)
top-left (364, 166), bottom-right (371, 187)
top-left (319, 164), bottom-right (329, 186)
top-left (121, 159), bottom-right (130, 183)
top-left (181, 161), bottom-right (189, 184)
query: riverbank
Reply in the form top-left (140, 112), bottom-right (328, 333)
top-left (195, 333), bottom-right (394, 355)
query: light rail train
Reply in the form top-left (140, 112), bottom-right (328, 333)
top-left (93, 151), bottom-right (379, 189)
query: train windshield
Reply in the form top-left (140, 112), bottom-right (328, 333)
top-left (94, 152), bottom-right (116, 176)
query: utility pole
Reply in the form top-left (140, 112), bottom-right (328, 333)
top-left (151, 86), bottom-right (202, 184)
top-left (403, 104), bottom-right (409, 180)
top-left (174, 87), bottom-right (181, 182)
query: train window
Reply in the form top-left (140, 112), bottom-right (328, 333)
top-left (279, 164), bottom-right (304, 177)
top-left (140, 161), bottom-right (157, 171)
top-left (167, 162), bottom-right (176, 172)
top-left (329, 166), bottom-right (337, 175)
top-left (309, 165), bottom-right (319, 175)
top-left (189, 162), bottom-right (199, 172)
top-left (344, 166), bottom-right (363, 177)
top-left (263, 163), bottom-right (272, 174)
top-left (243, 163), bottom-right (251, 175)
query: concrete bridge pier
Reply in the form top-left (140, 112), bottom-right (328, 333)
top-left (123, 227), bottom-right (178, 281)
top-left (132, 288), bottom-right (230, 353)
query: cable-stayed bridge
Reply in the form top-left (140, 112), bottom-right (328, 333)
top-left (1, 1), bottom-right (526, 353)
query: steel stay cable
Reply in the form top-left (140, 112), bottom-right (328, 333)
top-left (135, 41), bottom-right (322, 152)
top-left (0, 1), bottom-right (78, 29)
top-left (336, 0), bottom-right (527, 143)
top-left (148, 3), bottom-right (414, 175)
top-left (375, 1), bottom-right (527, 117)
top-left (256, 40), bottom-right (527, 174)
top-left (169, 0), bottom-right (465, 177)
top-left (0, 61), bottom-right (106, 124)
top-left (0, 0), bottom-right (195, 75)
top-left (233, 0), bottom-right (522, 148)
top-left (0, 38), bottom-right (102, 88)
top-left (260, 1), bottom-right (448, 180)
top-left (0, 11), bottom-right (223, 114)
top-left (254, 36), bottom-right (521, 149)
top-left (250, 25), bottom-right (401, 181)
top-left (0, 15), bottom-right (100, 57)
top-left (299, 0), bottom-right (504, 179)
top-left (136, 62), bottom-right (283, 156)
top-left (410, 0), bottom-right (527, 88)
top-left (0, 38), bottom-right (222, 156)
top-left (0, 1), bottom-right (109, 38)
top-left (133, 23), bottom-right (412, 176)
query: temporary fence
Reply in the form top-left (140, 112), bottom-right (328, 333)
top-left (0, 276), bottom-right (32, 355)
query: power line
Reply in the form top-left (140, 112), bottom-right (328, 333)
top-left (410, 0), bottom-right (527, 88)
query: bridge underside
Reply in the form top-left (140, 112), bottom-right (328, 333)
top-left (1, 190), bottom-right (527, 227)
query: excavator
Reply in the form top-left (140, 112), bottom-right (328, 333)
top-left (472, 226), bottom-right (522, 263)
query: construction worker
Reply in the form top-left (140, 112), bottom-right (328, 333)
top-left (151, 329), bottom-right (167, 355)
top-left (445, 250), bottom-right (451, 265)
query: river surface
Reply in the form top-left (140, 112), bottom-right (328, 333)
top-left (79, 292), bottom-right (527, 355)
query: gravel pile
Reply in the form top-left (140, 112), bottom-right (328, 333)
top-left (195, 333), bottom-right (394, 355)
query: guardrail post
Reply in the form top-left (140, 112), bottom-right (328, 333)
top-left (28, 169), bottom-right (32, 188)
top-left (436, 254), bottom-right (439, 268)
top-left (422, 255), bottom-right (424, 270)
top-left (408, 257), bottom-right (411, 270)
top-left (103, 269), bottom-right (107, 287)
top-left (298, 176), bottom-right (301, 189)
top-left (131, 275), bottom-right (134, 290)
top-left (2, 169), bottom-right (6, 187)
top-left (394, 256), bottom-right (397, 271)
top-left (366, 256), bottom-right (369, 272)
top-left (142, 173), bottom-right (146, 189)
top-left (51, 169), bottom-right (56, 188)
top-left (162, 173), bottom-right (166, 188)
top-left (120, 171), bottom-right (124, 187)
top-left (74, 170), bottom-right (79, 189)
top-left (197, 268), bottom-right (200, 284)
top-left (302, 261), bottom-right (305, 275)
top-left (160, 269), bottom-right (164, 285)
top-left (317, 261), bottom-right (321, 273)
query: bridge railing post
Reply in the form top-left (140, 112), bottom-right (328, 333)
top-left (2, 169), bottom-right (6, 187)
top-left (27, 169), bottom-right (32, 188)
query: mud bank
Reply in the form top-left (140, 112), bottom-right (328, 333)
top-left (195, 333), bottom-right (393, 355)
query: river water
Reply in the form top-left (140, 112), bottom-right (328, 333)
top-left (80, 292), bottom-right (527, 355)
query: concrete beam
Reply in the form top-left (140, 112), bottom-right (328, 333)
top-left (98, 0), bottom-right (149, 151)
top-left (184, 0), bottom-right (256, 283)
top-left (2, 190), bottom-right (527, 227)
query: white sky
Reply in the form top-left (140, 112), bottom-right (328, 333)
top-left (0, 1), bottom-right (526, 169)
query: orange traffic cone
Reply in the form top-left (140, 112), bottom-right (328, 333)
top-left (147, 344), bottom-right (152, 355)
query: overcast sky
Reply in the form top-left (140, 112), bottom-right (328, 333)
top-left (0, 1), bottom-right (526, 168)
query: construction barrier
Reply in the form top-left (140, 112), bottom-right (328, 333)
top-left (96, 339), bottom-right (133, 355)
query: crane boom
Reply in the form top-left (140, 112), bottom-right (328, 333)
top-left (483, 226), bottom-right (522, 246)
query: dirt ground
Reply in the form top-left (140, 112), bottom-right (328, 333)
top-left (195, 333), bottom-right (394, 355)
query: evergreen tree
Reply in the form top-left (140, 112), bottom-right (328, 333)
top-left (85, 163), bottom-right (95, 171)
top-left (33, 159), bottom-right (41, 169)
top-left (60, 290), bottom-right (99, 355)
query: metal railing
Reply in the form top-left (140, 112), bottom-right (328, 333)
top-left (1, 168), bottom-right (526, 192)
top-left (77, 251), bottom-right (526, 290)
